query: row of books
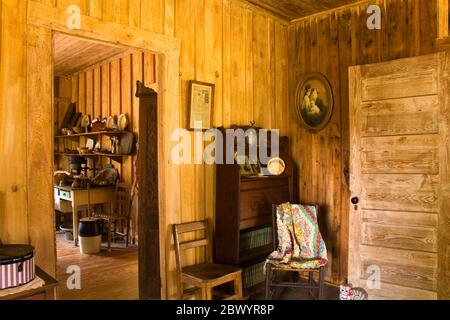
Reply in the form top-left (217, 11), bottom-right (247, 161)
top-left (240, 226), bottom-right (273, 252)
top-left (242, 261), bottom-right (266, 289)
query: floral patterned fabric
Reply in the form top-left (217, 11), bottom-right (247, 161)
top-left (266, 203), bottom-right (328, 269)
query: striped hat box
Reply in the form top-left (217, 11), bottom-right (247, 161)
top-left (0, 245), bottom-right (35, 290)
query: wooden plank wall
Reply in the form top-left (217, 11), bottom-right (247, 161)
top-left (0, 0), bottom-right (289, 299)
top-left (0, 1), bottom-right (28, 245)
top-left (288, 0), bottom-right (439, 284)
top-left (54, 51), bottom-right (157, 242)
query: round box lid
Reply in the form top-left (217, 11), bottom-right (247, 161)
top-left (0, 244), bottom-right (34, 263)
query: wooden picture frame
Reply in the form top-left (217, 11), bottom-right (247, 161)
top-left (188, 80), bottom-right (215, 130)
top-left (295, 72), bottom-right (334, 132)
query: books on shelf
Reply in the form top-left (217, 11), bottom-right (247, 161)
top-left (242, 261), bottom-right (266, 289)
top-left (240, 226), bottom-right (273, 252)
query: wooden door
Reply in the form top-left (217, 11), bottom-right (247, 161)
top-left (349, 53), bottom-right (450, 300)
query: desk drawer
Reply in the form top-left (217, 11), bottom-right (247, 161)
top-left (240, 184), bottom-right (289, 221)
top-left (55, 199), bottom-right (72, 213)
top-left (59, 190), bottom-right (71, 200)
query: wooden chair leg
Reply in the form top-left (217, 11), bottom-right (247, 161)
top-left (107, 219), bottom-right (112, 252)
top-left (112, 220), bottom-right (116, 243)
top-left (176, 279), bottom-right (183, 300)
top-left (308, 271), bottom-right (313, 300)
top-left (318, 267), bottom-right (325, 300)
top-left (234, 274), bottom-right (243, 300)
top-left (126, 218), bottom-right (130, 248)
top-left (265, 264), bottom-right (272, 300)
top-left (202, 286), bottom-right (213, 300)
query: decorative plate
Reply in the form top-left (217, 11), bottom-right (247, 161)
top-left (80, 115), bottom-right (91, 127)
top-left (267, 157), bottom-right (286, 176)
top-left (106, 116), bottom-right (116, 129)
top-left (118, 114), bottom-right (129, 131)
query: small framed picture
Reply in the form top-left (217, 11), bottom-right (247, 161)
top-left (188, 80), bottom-right (215, 130)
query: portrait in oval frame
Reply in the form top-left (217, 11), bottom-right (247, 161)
top-left (295, 72), bottom-right (334, 132)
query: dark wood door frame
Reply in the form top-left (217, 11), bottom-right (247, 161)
top-left (136, 81), bottom-right (161, 299)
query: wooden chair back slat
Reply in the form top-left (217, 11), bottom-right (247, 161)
top-left (173, 220), bottom-right (212, 270)
top-left (114, 182), bottom-right (132, 218)
top-left (179, 239), bottom-right (209, 251)
top-left (172, 219), bottom-right (243, 300)
top-left (176, 221), bottom-right (207, 234)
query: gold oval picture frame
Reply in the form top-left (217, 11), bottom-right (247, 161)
top-left (295, 72), bottom-right (334, 132)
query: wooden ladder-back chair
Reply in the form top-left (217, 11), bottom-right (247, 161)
top-left (94, 181), bottom-right (133, 251)
top-left (265, 204), bottom-right (326, 300)
top-left (172, 220), bottom-right (243, 300)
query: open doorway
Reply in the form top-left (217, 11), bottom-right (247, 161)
top-left (52, 32), bottom-right (159, 299)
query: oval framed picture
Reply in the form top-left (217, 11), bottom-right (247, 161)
top-left (295, 72), bottom-right (334, 132)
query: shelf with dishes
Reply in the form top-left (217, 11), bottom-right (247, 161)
top-left (57, 101), bottom-right (130, 138)
top-left (55, 107), bottom-right (135, 164)
top-left (54, 151), bottom-right (129, 163)
top-left (54, 130), bottom-right (126, 139)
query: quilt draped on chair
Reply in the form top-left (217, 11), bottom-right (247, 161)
top-left (266, 203), bottom-right (328, 269)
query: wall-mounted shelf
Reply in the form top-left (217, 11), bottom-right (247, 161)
top-left (54, 130), bottom-right (132, 164)
top-left (54, 130), bottom-right (125, 139)
top-left (54, 152), bottom-right (129, 163)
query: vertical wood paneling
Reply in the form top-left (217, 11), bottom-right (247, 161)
top-left (119, 0), bottom-right (129, 25)
top-left (289, 0), bottom-right (440, 284)
top-left (164, 0), bottom-right (175, 36)
top-left (101, 64), bottom-right (110, 115)
top-left (93, 67), bottom-right (101, 118)
top-left (230, 3), bottom-right (246, 126)
top-left (121, 55), bottom-right (132, 185)
top-left (204, 0), bottom-right (223, 128)
top-left (88, 0), bottom-right (103, 19)
top-left (144, 52), bottom-right (155, 87)
top-left (222, 0), bottom-right (231, 128)
top-left (110, 59), bottom-right (121, 116)
top-left (102, 0), bottom-right (120, 23)
top-left (86, 69), bottom-right (94, 116)
top-left (175, 0), bottom-right (197, 272)
top-left (244, 10), bottom-right (254, 126)
top-left (56, 0), bottom-right (87, 14)
top-left (128, 0), bottom-right (140, 27)
top-left (131, 51), bottom-right (142, 244)
top-left (275, 21), bottom-right (289, 136)
top-left (141, 0), bottom-right (165, 33)
top-left (26, 24), bottom-right (55, 276)
top-left (10, 0), bottom-right (290, 299)
top-left (203, 0), bottom-right (223, 243)
top-left (0, 0), bottom-right (28, 245)
top-left (253, 13), bottom-right (270, 128)
top-left (78, 72), bottom-right (86, 113)
top-left (175, 0), bottom-right (195, 230)
top-left (194, 0), bottom-right (206, 265)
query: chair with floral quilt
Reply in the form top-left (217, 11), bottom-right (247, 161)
top-left (265, 203), bottom-right (328, 300)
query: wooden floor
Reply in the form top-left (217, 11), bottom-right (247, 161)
top-left (56, 233), bottom-right (339, 300)
top-left (56, 233), bottom-right (138, 300)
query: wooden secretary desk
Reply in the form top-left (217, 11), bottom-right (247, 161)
top-left (214, 127), bottom-right (296, 298)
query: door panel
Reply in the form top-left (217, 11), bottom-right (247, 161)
top-left (361, 74), bottom-right (437, 101)
top-left (349, 53), bottom-right (450, 300)
top-left (360, 96), bottom-right (439, 137)
top-left (361, 222), bottom-right (437, 253)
